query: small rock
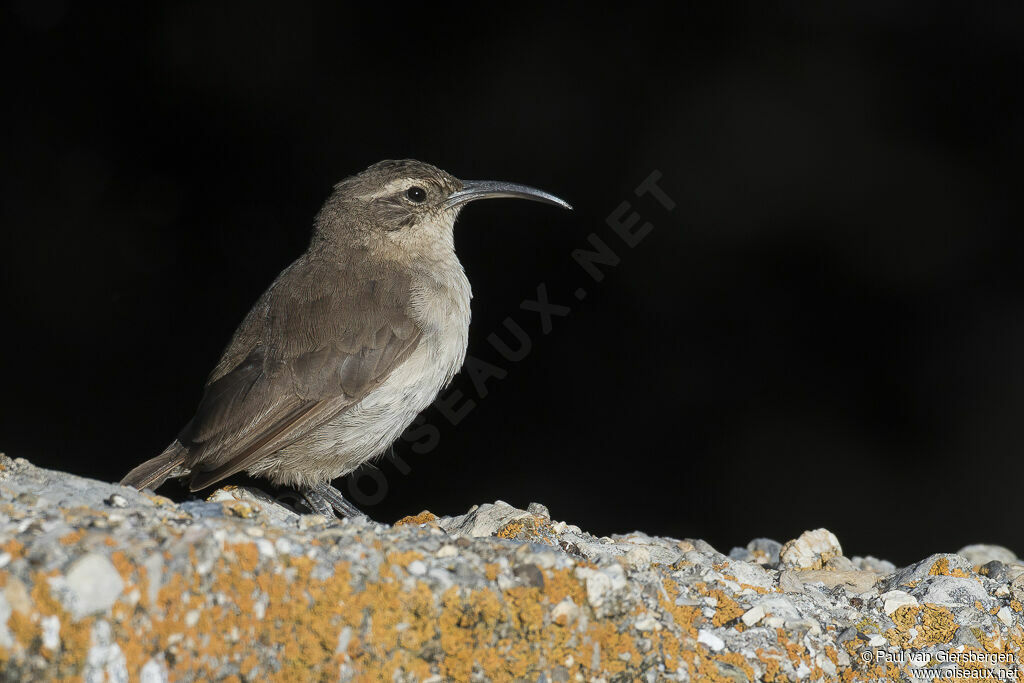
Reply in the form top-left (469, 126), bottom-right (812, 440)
top-left (104, 494), bottom-right (128, 509)
top-left (298, 514), bottom-right (331, 530)
top-left (918, 576), bottom-right (993, 608)
top-left (139, 658), bottom-right (168, 683)
top-left (880, 590), bottom-right (918, 615)
top-left (728, 547), bottom-right (753, 562)
top-left (575, 564), bottom-right (627, 615)
top-left (62, 554), bottom-right (125, 618)
top-left (439, 501), bottom-right (532, 538)
top-left (746, 538), bottom-right (783, 565)
top-left (779, 529), bottom-right (843, 570)
top-left (550, 598), bottom-right (579, 626)
top-left (513, 563), bottom-right (545, 588)
top-left (851, 555), bottom-right (897, 574)
top-left (697, 629), bottom-right (724, 651)
top-left (407, 560), bottom-right (427, 576)
top-left (880, 553), bottom-right (974, 591)
top-left (15, 492), bottom-right (38, 506)
top-left (336, 626), bottom-right (353, 654)
top-left (84, 620), bottom-right (127, 683)
top-left (5, 578), bottom-right (31, 615)
top-left (179, 500), bottom-right (225, 519)
top-left (956, 544), bottom-right (1018, 566)
top-left (527, 502), bottom-right (550, 519)
top-left (625, 547), bottom-right (651, 570)
top-left (633, 613), bottom-right (661, 631)
top-left (741, 605), bottom-right (765, 626)
top-left (40, 615), bottom-right (60, 651)
top-left (816, 652), bottom-right (837, 677)
top-left (780, 569), bottom-right (878, 593)
top-left (1011, 575), bottom-right (1024, 603)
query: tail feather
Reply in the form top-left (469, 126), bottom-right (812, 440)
top-left (120, 441), bottom-right (188, 491)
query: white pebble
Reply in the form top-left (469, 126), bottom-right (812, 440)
top-left (634, 613), bottom-right (661, 631)
top-left (697, 629), bottom-right (724, 651)
top-left (880, 590), bottom-right (918, 615)
top-left (64, 554), bottom-right (125, 618)
top-left (41, 615), bottom-right (60, 650)
top-left (741, 605), bottom-right (765, 626)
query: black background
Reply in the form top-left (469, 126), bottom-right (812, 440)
top-left (3, 3), bottom-right (1023, 565)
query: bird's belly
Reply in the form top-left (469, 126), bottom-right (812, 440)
top-left (256, 332), bottom-right (466, 488)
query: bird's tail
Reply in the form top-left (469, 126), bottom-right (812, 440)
top-left (120, 440), bottom-right (189, 491)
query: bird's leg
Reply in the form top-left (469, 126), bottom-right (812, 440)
top-left (302, 489), bottom-right (335, 518)
top-left (308, 482), bottom-right (366, 519)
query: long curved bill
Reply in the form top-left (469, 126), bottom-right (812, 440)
top-left (445, 180), bottom-right (572, 211)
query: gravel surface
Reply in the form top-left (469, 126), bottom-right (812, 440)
top-left (0, 454), bottom-right (1020, 681)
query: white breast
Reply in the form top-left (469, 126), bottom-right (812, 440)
top-left (260, 259), bottom-right (472, 488)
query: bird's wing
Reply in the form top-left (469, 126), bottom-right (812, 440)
top-left (180, 251), bottom-right (421, 491)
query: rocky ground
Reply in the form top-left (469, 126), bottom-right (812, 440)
top-left (0, 454), bottom-right (1020, 681)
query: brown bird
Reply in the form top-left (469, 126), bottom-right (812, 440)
top-left (120, 159), bottom-right (570, 518)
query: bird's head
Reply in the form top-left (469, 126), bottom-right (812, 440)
top-left (313, 159), bottom-right (570, 254)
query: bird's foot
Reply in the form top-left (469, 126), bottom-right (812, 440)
top-left (303, 483), bottom-right (366, 519)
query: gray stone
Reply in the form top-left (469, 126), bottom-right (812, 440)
top-left (849, 555), bottom-right (897, 574)
top-left (917, 576), bottom-right (994, 609)
top-left (779, 569), bottom-right (878, 594)
top-left (956, 543), bottom-right (1018, 566)
top-left (527, 502), bottom-right (550, 519)
top-left (878, 553), bottom-right (975, 592)
top-left (737, 537), bottom-right (782, 567)
top-left (62, 554), bottom-right (125, 619)
top-left (438, 500), bottom-right (532, 537)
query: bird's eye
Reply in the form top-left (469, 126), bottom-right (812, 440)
top-left (406, 186), bottom-right (427, 203)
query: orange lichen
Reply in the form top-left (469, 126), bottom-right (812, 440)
top-left (760, 655), bottom-right (784, 681)
top-left (928, 557), bottom-right (969, 578)
top-left (494, 516), bottom-right (556, 544)
top-left (222, 501), bottom-right (259, 518)
top-left (495, 520), bottom-right (526, 539)
top-left (708, 589), bottom-right (745, 627)
top-left (659, 579), bottom-right (701, 638)
top-left (384, 550), bottom-right (423, 567)
top-left (393, 511), bottom-right (438, 527)
top-left (59, 530), bottom-right (86, 546)
top-left (891, 605), bottom-right (920, 632)
top-left (542, 566), bottom-right (588, 605)
top-left (916, 605), bottom-right (960, 646)
top-left (109, 551), bottom-right (135, 584)
top-left (6, 611), bottom-right (36, 650)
